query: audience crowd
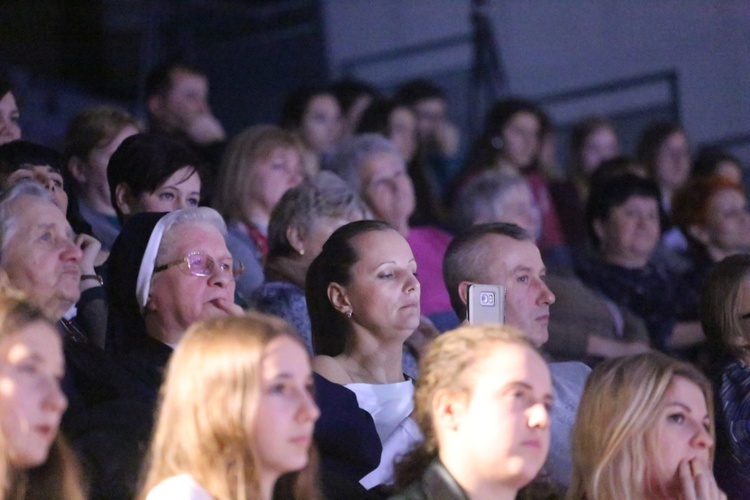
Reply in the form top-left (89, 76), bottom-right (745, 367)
top-left (0, 63), bottom-right (746, 499)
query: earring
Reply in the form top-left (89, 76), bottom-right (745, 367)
top-left (299, 248), bottom-right (305, 256)
top-left (346, 310), bottom-right (352, 318)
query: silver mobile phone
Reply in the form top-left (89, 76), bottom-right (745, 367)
top-left (467, 284), bottom-right (505, 325)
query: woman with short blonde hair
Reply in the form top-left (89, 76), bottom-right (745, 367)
top-left (140, 312), bottom-right (320, 500)
top-left (569, 352), bottom-right (724, 500)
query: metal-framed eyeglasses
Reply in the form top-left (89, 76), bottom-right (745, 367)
top-left (153, 251), bottom-right (245, 280)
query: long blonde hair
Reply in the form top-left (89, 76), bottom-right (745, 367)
top-left (0, 284), bottom-right (84, 500)
top-left (394, 324), bottom-right (534, 488)
top-left (568, 352), bottom-right (714, 500)
top-left (140, 312), bottom-right (318, 500)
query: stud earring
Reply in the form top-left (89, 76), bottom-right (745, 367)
top-left (299, 248), bottom-right (305, 256)
top-left (346, 310), bottom-right (352, 318)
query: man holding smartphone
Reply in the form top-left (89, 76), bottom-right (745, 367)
top-left (443, 222), bottom-right (589, 490)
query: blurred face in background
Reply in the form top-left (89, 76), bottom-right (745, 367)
top-left (581, 126), bottom-right (619, 176)
top-left (300, 95), bottom-right (342, 155)
top-left (0, 92), bottom-right (21, 145)
top-left (360, 152), bottom-right (415, 232)
top-left (655, 131), bottom-right (690, 192)
top-left (501, 112), bottom-right (541, 170)
top-left (594, 195), bottom-right (660, 268)
top-left (246, 147), bottom-right (304, 222)
top-left (389, 106), bottom-right (418, 162)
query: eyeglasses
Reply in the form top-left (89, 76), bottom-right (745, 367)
top-left (153, 251), bottom-right (245, 279)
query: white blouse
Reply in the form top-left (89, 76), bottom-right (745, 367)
top-left (146, 474), bottom-right (212, 500)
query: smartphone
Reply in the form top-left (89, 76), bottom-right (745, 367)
top-left (467, 284), bottom-right (505, 325)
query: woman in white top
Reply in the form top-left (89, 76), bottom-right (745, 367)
top-left (306, 220), bottom-right (423, 490)
top-left (140, 312), bottom-right (320, 500)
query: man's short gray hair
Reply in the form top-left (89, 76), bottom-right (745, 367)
top-left (0, 182), bottom-right (57, 254)
top-left (323, 133), bottom-right (402, 192)
top-left (451, 171), bottom-right (532, 229)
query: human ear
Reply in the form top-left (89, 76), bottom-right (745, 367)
top-left (327, 282), bottom-right (351, 315)
top-left (592, 217), bottom-right (606, 243)
top-left (433, 389), bottom-right (467, 432)
top-left (286, 225), bottom-right (306, 255)
top-left (147, 94), bottom-right (164, 118)
top-left (115, 183), bottom-right (135, 216)
top-left (67, 156), bottom-right (88, 184)
top-left (458, 281), bottom-right (471, 312)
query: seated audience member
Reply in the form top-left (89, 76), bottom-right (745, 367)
top-left (64, 106), bottom-right (141, 250)
top-left (692, 146), bottom-right (744, 184)
top-left (281, 86), bottom-right (342, 175)
top-left (452, 172), bottom-right (650, 363)
top-left (357, 98), bottom-right (445, 227)
top-left (0, 77), bottom-right (21, 145)
top-left (636, 121), bottom-right (692, 251)
top-left (307, 221), bottom-right (422, 490)
top-left (701, 254), bottom-right (750, 496)
top-left (326, 134), bottom-right (455, 330)
top-left (395, 78), bottom-right (463, 197)
top-left (249, 171), bottom-right (367, 352)
top-left (0, 291), bottom-right (85, 499)
top-left (569, 352), bottom-right (725, 500)
top-left (107, 208), bottom-right (242, 390)
top-left (140, 313), bottom-right (320, 500)
top-left (672, 176), bottom-right (750, 314)
top-left (579, 173), bottom-right (703, 353)
top-left (463, 98), bottom-right (567, 264)
top-left (0, 182), bottom-right (153, 497)
top-left (213, 125), bottom-right (305, 303)
top-left (391, 324), bottom-right (552, 500)
top-left (145, 62), bottom-right (225, 172)
top-left (332, 78), bottom-right (379, 141)
top-left (442, 222), bottom-right (590, 488)
top-left (107, 132), bottom-right (203, 224)
top-left (550, 115), bottom-right (620, 244)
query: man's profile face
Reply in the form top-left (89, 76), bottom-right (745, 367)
top-left (478, 234), bottom-right (555, 347)
top-left (152, 70), bottom-right (210, 133)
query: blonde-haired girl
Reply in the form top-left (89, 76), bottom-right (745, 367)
top-left (140, 312), bottom-right (320, 500)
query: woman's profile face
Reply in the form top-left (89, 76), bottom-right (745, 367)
top-left (0, 92), bottom-right (21, 145)
top-left (340, 229), bottom-right (420, 338)
top-left (651, 376), bottom-right (712, 496)
top-left (361, 152), bottom-right (415, 228)
top-left (246, 147), bottom-right (304, 217)
top-left (0, 320), bottom-right (67, 469)
top-left (253, 335), bottom-right (319, 481)
top-left (450, 343), bottom-right (552, 490)
top-left (500, 111), bottom-right (540, 170)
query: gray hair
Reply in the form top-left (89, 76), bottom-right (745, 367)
top-left (452, 171), bottom-right (532, 229)
top-left (156, 207), bottom-right (228, 260)
top-left (0, 182), bottom-right (57, 254)
top-left (267, 171), bottom-right (368, 258)
top-left (323, 133), bottom-right (403, 192)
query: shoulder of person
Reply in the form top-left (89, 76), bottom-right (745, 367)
top-left (548, 361), bottom-right (591, 395)
top-left (145, 474), bottom-right (211, 500)
top-left (313, 355), bottom-right (351, 385)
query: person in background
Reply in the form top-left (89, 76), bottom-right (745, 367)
top-left (64, 106), bottom-right (141, 250)
top-left (140, 313), bottom-right (320, 500)
top-left (692, 146), bottom-right (744, 185)
top-left (281, 86), bottom-right (343, 175)
top-left (391, 324), bottom-right (552, 500)
top-left (701, 254), bottom-right (750, 497)
top-left (250, 171), bottom-right (368, 353)
top-left (213, 124), bottom-right (305, 304)
top-left (395, 79), bottom-right (463, 199)
top-left (0, 290), bottom-right (85, 499)
top-left (636, 121), bottom-right (692, 252)
top-left (332, 78), bottom-right (379, 141)
top-left (569, 352), bottom-right (725, 500)
top-left (0, 77), bottom-right (21, 145)
top-left (107, 133), bottom-right (203, 224)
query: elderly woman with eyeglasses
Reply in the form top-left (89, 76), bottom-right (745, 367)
top-left (107, 207), bottom-right (243, 391)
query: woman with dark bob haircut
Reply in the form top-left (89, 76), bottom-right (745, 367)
top-left (107, 133), bottom-right (203, 223)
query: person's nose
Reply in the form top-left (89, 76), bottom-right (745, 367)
top-left (691, 423), bottom-right (714, 450)
top-left (208, 265), bottom-right (231, 288)
top-left (43, 378), bottom-right (68, 414)
top-left (298, 389), bottom-right (320, 423)
top-left (527, 402), bottom-right (550, 429)
top-left (61, 237), bottom-right (83, 262)
top-left (536, 279), bottom-right (555, 305)
top-left (36, 174), bottom-right (56, 192)
top-left (404, 271), bottom-right (420, 295)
